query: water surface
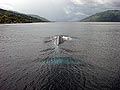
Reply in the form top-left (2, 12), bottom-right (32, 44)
top-left (0, 22), bottom-right (120, 90)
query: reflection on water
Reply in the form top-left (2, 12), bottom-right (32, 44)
top-left (0, 23), bottom-right (120, 90)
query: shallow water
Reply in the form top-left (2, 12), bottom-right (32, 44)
top-left (0, 22), bottom-right (120, 90)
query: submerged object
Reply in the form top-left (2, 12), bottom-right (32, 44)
top-left (53, 35), bottom-right (72, 46)
top-left (44, 35), bottom-right (72, 46)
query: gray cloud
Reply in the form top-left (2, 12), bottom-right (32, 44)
top-left (112, 1), bottom-right (120, 7)
top-left (62, 0), bottom-right (120, 21)
top-left (0, 0), bottom-right (120, 21)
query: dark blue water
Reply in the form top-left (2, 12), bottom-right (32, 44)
top-left (0, 22), bottom-right (120, 90)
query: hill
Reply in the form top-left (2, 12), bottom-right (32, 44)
top-left (28, 14), bottom-right (49, 22)
top-left (80, 10), bottom-right (120, 22)
top-left (0, 8), bottom-right (49, 23)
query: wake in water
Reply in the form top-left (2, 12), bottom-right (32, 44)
top-left (28, 35), bottom-right (115, 90)
top-left (42, 35), bottom-right (80, 58)
top-left (0, 35), bottom-right (116, 90)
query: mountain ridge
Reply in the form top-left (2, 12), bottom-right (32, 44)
top-left (28, 14), bottom-right (49, 22)
top-left (80, 10), bottom-right (120, 22)
top-left (0, 8), bottom-right (49, 23)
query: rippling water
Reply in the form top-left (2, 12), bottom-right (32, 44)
top-left (0, 22), bottom-right (120, 90)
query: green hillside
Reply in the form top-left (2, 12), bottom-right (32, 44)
top-left (81, 10), bottom-right (120, 22)
top-left (0, 8), bottom-right (49, 24)
top-left (28, 14), bottom-right (49, 22)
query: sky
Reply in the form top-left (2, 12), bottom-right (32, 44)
top-left (0, 0), bottom-right (120, 21)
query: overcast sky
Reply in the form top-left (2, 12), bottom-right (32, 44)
top-left (0, 0), bottom-right (120, 21)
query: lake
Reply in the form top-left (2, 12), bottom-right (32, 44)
top-left (0, 22), bottom-right (120, 90)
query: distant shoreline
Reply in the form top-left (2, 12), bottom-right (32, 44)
top-left (0, 22), bottom-right (120, 26)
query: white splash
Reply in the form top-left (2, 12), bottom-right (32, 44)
top-left (53, 35), bottom-right (72, 46)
